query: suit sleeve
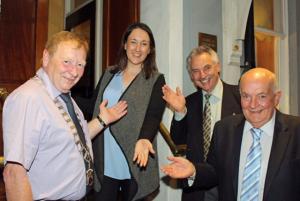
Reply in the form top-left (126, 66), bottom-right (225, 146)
top-left (170, 92), bottom-right (201, 145)
top-left (138, 74), bottom-right (166, 141)
top-left (192, 127), bottom-right (218, 189)
top-left (191, 120), bottom-right (220, 189)
top-left (192, 162), bottom-right (217, 189)
top-left (170, 115), bottom-right (188, 145)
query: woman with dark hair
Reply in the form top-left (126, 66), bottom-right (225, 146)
top-left (91, 22), bottom-right (166, 201)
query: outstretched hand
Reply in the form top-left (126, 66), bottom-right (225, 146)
top-left (161, 156), bottom-right (196, 179)
top-left (99, 99), bottom-right (127, 125)
top-left (133, 139), bottom-right (155, 167)
top-left (162, 85), bottom-right (186, 113)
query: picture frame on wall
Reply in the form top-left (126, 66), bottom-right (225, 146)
top-left (199, 32), bottom-right (217, 52)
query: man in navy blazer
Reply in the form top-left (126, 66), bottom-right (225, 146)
top-left (162, 45), bottom-right (242, 201)
top-left (162, 68), bottom-right (300, 201)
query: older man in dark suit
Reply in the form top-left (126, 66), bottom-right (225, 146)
top-left (162, 45), bottom-right (242, 201)
top-left (162, 67), bottom-right (300, 201)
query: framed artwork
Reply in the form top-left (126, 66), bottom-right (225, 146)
top-left (199, 32), bottom-right (217, 52)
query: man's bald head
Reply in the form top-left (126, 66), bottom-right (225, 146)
top-left (239, 67), bottom-right (281, 128)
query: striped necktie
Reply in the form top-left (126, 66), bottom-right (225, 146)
top-left (240, 128), bottom-right (262, 201)
top-left (203, 93), bottom-right (211, 161)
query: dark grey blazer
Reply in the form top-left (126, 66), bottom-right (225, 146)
top-left (170, 81), bottom-right (242, 201)
top-left (194, 111), bottom-right (300, 201)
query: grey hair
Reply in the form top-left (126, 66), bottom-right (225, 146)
top-left (186, 45), bottom-right (219, 73)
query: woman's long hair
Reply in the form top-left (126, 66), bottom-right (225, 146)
top-left (112, 22), bottom-right (158, 79)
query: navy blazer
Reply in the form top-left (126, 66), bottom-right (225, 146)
top-left (171, 82), bottom-right (242, 163)
top-left (194, 111), bottom-right (300, 201)
top-left (170, 81), bottom-right (242, 201)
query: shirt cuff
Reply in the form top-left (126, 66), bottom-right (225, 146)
top-left (174, 107), bottom-right (187, 121)
top-left (187, 170), bottom-right (196, 186)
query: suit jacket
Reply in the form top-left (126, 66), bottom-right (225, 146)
top-left (170, 81), bottom-right (242, 201)
top-left (171, 82), bottom-right (242, 163)
top-left (194, 111), bottom-right (300, 201)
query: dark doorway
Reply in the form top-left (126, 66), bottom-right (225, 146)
top-left (65, 0), bottom-right (96, 98)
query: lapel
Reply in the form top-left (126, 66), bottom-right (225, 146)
top-left (221, 82), bottom-right (238, 118)
top-left (231, 115), bottom-right (246, 198)
top-left (189, 89), bottom-right (203, 124)
top-left (221, 81), bottom-right (227, 118)
top-left (263, 111), bottom-right (291, 198)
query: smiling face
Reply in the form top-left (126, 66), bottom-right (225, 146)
top-left (190, 53), bottom-right (220, 92)
top-left (43, 40), bottom-right (87, 93)
top-left (124, 28), bottom-right (151, 68)
top-left (240, 68), bottom-right (282, 128)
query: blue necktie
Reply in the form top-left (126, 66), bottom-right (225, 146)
top-left (240, 128), bottom-right (262, 201)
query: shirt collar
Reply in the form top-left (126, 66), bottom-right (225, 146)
top-left (244, 110), bottom-right (276, 137)
top-left (203, 78), bottom-right (223, 100)
top-left (36, 68), bottom-right (62, 99)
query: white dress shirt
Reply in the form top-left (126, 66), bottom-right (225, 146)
top-left (175, 78), bottom-right (223, 139)
top-left (237, 111), bottom-right (276, 201)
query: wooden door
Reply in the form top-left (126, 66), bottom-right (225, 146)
top-left (0, 0), bottom-right (48, 199)
top-left (102, 0), bottom-right (140, 68)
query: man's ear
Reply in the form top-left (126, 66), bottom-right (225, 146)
top-left (216, 63), bottom-right (221, 73)
top-left (274, 90), bottom-right (282, 106)
top-left (42, 49), bottom-right (49, 67)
